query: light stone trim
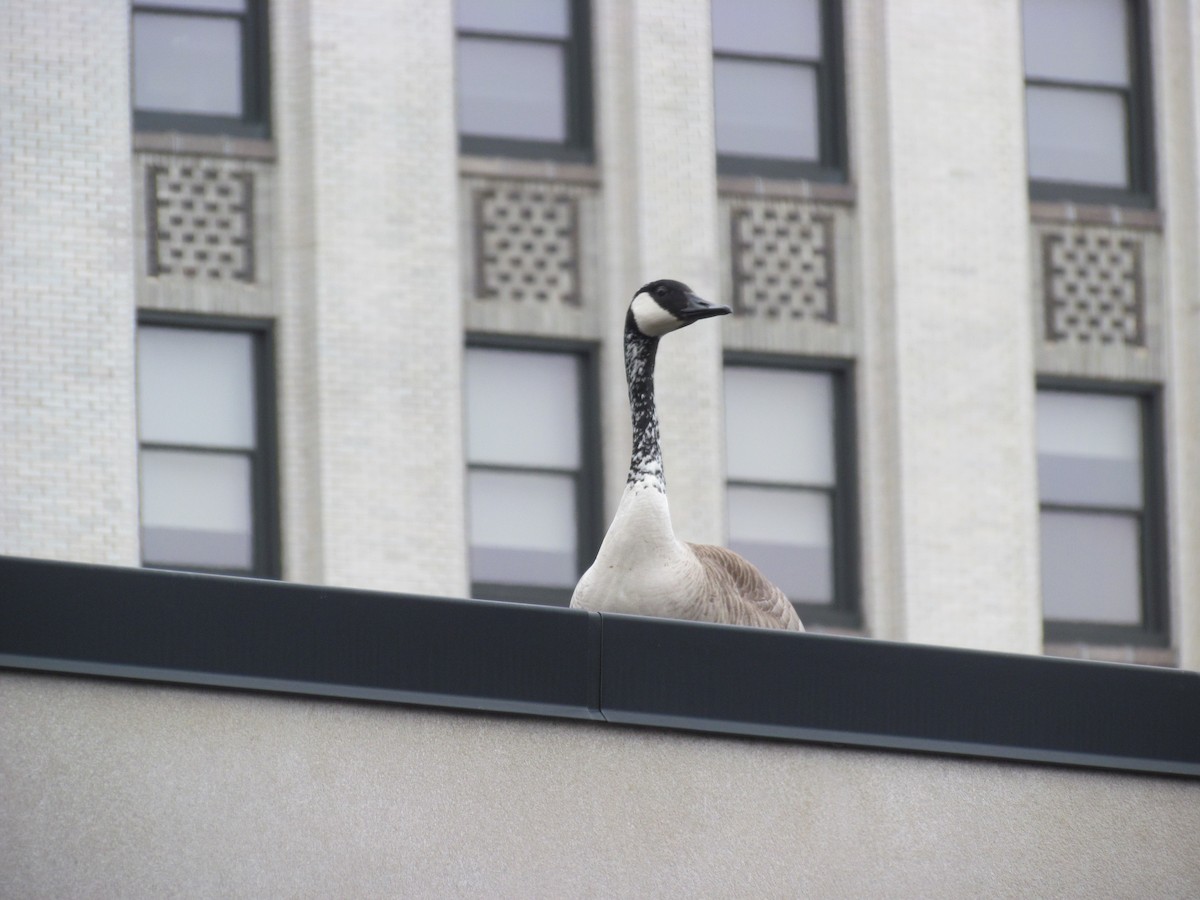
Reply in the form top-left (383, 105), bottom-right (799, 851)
top-left (134, 152), bottom-right (277, 319)
top-left (460, 174), bottom-right (603, 341)
top-left (1041, 228), bottom-right (1144, 347)
top-left (729, 199), bottom-right (837, 322)
top-left (459, 154), bottom-right (601, 186)
top-left (718, 192), bottom-right (858, 358)
top-left (133, 131), bottom-right (276, 161)
top-left (1032, 222), bottom-right (1164, 382)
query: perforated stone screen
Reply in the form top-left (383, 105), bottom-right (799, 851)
top-left (1042, 228), bottom-right (1144, 347)
top-left (146, 161), bottom-right (254, 282)
top-left (473, 182), bottom-right (580, 306)
top-left (729, 198), bottom-right (836, 322)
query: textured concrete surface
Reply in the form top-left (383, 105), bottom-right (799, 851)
top-left (2, 672), bottom-right (1198, 898)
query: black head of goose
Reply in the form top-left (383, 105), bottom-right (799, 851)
top-left (570, 280), bottom-right (804, 632)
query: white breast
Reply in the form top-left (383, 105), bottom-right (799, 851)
top-left (570, 479), bottom-right (700, 618)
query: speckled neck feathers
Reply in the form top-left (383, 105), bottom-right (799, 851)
top-left (624, 318), bottom-right (664, 493)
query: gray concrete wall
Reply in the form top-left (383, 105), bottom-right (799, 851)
top-left (2, 671), bottom-right (1197, 898)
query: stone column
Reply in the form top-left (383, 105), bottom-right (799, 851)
top-left (274, 1), bottom-right (467, 595)
top-left (594, 0), bottom-right (726, 545)
top-left (1158, 1), bottom-right (1200, 671)
top-left (854, 0), bottom-right (1042, 651)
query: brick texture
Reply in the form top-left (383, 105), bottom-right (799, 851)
top-left (855, 0), bottom-right (1042, 652)
top-left (0, 0), bottom-right (138, 565)
top-left (278, 0), bottom-right (467, 594)
top-left (594, 0), bottom-right (726, 546)
top-left (3, 0), bottom-right (1198, 669)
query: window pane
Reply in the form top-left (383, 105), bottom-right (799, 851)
top-left (714, 59), bottom-right (818, 161)
top-left (137, 0), bottom-right (247, 12)
top-left (456, 0), bottom-right (569, 38)
top-left (133, 13), bottom-right (243, 117)
top-left (466, 348), bottom-right (580, 468)
top-left (1026, 85), bottom-right (1128, 187)
top-left (1037, 392), bottom-right (1141, 459)
top-left (725, 367), bottom-right (834, 485)
top-left (1023, 0), bottom-right (1129, 86)
top-left (1040, 509), bottom-right (1141, 624)
top-left (468, 470), bottom-right (577, 588)
top-left (712, 0), bottom-right (821, 59)
top-left (140, 449), bottom-right (253, 569)
top-left (1038, 455), bottom-right (1142, 509)
top-left (728, 486), bottom-right (832, 604)
top-left (457, 39), bottom-right (566, 141)
top-left (138, 327), bottom-right (256, 449)
top-left (1037, 391), bottom-right (1141, 508)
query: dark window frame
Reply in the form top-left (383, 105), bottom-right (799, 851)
top-left (724, 352), bottom-right (860, 629)
top-left (465, 334), bottom-right (603, 607)
top-left (1037, 378), bottom-right (1168, 646)
top-left (131, 0), bottom-right (272, 139)
top-left (713, 0), bottom-right (847, 183)
top-left (456, 0), bottom-right (594, 163)
top-left (136, 311), bottom-right (281, 580)
top-left (1024, 0), bottom-right (1155, 208)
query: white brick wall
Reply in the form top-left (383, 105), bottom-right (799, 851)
top-left (272, 0), bottom-right (326, 585)
top-left (594, 0), bottom-right (726, 546)
top-left (1158, 0), bottom-right (1200, 671)
top-left (0, 0), bottom-right (138, 565)
top-left (275, 0), bottom-right (467, 595)
top-left (3, 0), bottom-right (1198, 667)
top-left (853, 0), bottom-right (1041, 652)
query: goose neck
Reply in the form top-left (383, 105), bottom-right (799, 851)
top-left (624, 326), bottom-right (665, 492)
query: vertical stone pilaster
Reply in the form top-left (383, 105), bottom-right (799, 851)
top-left (856, 0), bottom-right (1041, 651)
top-left (275, 1), bottom-right (466, 594)
top-left (595, 0), bottom-right (726, 545)
top-left (1159, 1), bottom-right (1200, 671)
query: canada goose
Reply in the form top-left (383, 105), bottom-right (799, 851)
top-left (570, 279), bottom-right (804, 631)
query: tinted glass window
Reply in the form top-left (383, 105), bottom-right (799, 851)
top-left (724, 365), bottom-right (847, 610)
top-left (1036, 389), bottom-right (1150, 629)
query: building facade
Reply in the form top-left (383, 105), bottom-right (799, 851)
top-left (3, 0), bottom-right (1200, 670)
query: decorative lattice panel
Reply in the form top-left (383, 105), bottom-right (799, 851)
top-left (473, 183), bottom-right (580, 306)
top-left (1042, 229), bottom-right (1144, 346)
top-left (729, 199), bottom-right (836, 322)
top-left (147, 162), bottom-right (254, 282)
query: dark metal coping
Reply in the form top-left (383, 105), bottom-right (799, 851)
top-left (2, 555), bottom-right (1198, 778)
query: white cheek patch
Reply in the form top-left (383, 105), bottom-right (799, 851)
top-left (631, 294), bottom-right (683, 337)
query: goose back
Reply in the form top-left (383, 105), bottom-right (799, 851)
top-left (685, 543), bottom-right (804, 631)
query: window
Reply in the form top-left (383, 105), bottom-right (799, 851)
top-left (1022, 0), bottom-right (1153, 205)
top-left (132, 0), bottom-right (270, 138)
top-left (464, 342), bottom-right (601, 605)
top-left (723, 359), bottom-right (858, 625)
top-left (1036, 386), bottom-right (1167, 643)
top-left (455, 0), bottom-right (592, 161)
top-left (136, 317), bottom-right (279, 577)
top-left (712, 0), bottom-right (846, 181)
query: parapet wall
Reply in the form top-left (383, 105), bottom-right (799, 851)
top-left (2, 671), bottom-right (1199, 897)
top-left (2, 555), bottom-right (1199, 895)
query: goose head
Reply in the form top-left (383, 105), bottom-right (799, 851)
top-left (627, 279), bottom-right (731, 338)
